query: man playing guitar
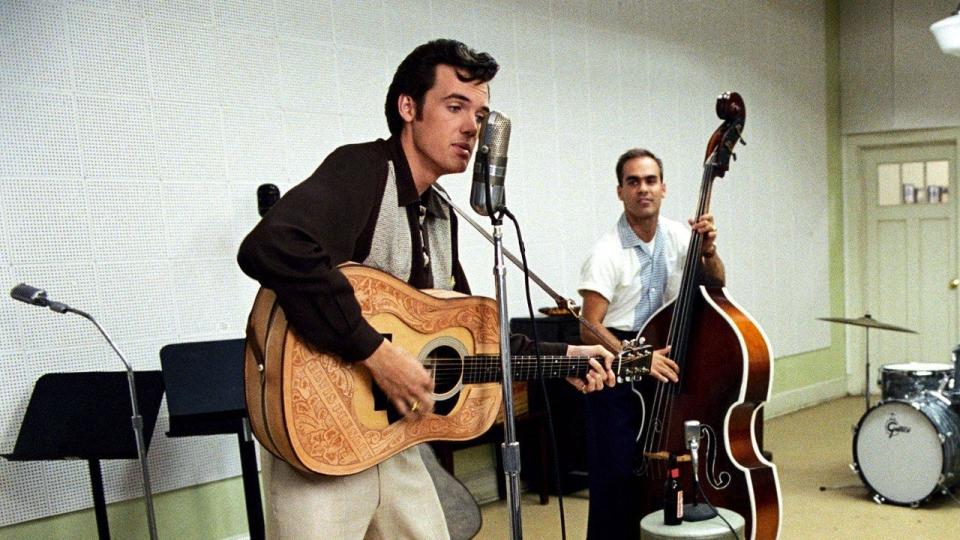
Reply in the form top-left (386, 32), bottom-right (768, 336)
top-left (238, 39), bottom-right (616, 539)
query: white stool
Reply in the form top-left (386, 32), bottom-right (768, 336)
top-left (640, 507), bottom-right (745, 540)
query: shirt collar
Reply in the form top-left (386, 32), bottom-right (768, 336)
top-left (387, 135), bottom-right (449, 220)
top-left (387, 135), bottom-right (419, 206)
top-left (423, 184), bottom-right (451, 220)
top-left (617, 213), bottom-right (658, 253)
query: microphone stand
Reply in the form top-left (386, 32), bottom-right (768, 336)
top-left (481, 157), bottom-right (523, 540)
top-left (684, 422), bottom-right (716, 522)
top-left (10, 289), bottom-right (159, 540)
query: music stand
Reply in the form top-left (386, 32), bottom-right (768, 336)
top-left (3, 371), bottom-right (164, 540)
top-left (159, 339), bottom-right (264, 540)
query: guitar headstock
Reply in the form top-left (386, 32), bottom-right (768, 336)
top-left (615, 338), bottom-right (654, 383)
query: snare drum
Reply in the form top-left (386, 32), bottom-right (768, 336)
top-left (879, 363), bottom-right (953, 401)
top-left (853, 393), bottom-right (960, 505)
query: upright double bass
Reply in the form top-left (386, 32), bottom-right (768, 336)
top-left (635, 92), bottom-right (781, 539)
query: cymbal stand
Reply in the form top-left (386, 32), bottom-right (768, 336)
top-left (864, 324), bottom-right (872, 412)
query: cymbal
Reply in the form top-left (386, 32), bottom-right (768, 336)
top-left (817, 315), bottom-right (917, 334)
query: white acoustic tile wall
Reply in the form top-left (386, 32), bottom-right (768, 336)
top-left (223, 106), bottom-right (286, 183)
top-left (277, 0), bottom-right (333, 42)
top-left (217, 30), bottom-right (281, 108)
top-left (841, 0), bottom-right (960, 133)
top-left (67, 5), bottom-right (151, 98)
top-left (77, 95), bottom-right (158, 178)
top-left (154, 100), bottom-right (226, 180)
top-left (0, 90), bottom-right (81, 177)
top-left (279, 39), bottom-right (340, 112)
top-left (0, 0), bottom-right (832, 526)
top-left (143, 0), bottom-right (214, 28)
top-left (0, 2), bottom-right (73, 91)
top-left (146, 20), bottom-right (221, 104)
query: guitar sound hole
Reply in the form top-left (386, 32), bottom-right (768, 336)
top-left (425, 345), bottom-right (463, 416)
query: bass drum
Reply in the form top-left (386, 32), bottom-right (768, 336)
top-left (853, 394), bottom-right (960, 505)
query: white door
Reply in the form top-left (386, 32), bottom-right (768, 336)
top-left (860, 142), bottom-right (958, 397)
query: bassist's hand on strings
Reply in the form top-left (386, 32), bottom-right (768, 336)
top-left (650, 345), bottom-right (680, 383)
top-left (564, 344), bottom-right (615, 394)
top-left (361, 339), bottom-right (434, 417)
top-left (689, 212), bottom-right (726, 285)
top-left (689, 212), bottom-right (718, 257)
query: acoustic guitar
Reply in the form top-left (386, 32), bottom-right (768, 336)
top-left (244, 263), bottom-right (651, 475)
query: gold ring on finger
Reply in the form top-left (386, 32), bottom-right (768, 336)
top-left (410, 400), bottom-right (420, 413)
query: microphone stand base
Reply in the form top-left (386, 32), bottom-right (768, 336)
top-left (682, 503), bottom-right (717, 522)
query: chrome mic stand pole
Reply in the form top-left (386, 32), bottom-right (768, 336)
top-left (490, 214), bottom-right (523, 540)
top-left (74, 307), bottom-right (159, 540)
top-left (473, 109), bottom-right (522, 538)
top-left (9, 285), bottom-right (159, 540)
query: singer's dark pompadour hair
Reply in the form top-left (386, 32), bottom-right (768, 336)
top-left (385, 39), bottom-right (499, 136)
top-left (616, 148), bottom-right (664, 185)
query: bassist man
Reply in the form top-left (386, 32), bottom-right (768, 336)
top-left (578, 148), bottom-right (725, 539)
top-left (238, 39), bottom-right (615, 539)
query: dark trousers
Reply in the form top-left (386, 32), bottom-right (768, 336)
top-left (584, 380), bottom-right (644, 540)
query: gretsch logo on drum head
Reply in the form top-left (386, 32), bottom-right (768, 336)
top-left (885, 413), bottom-right (911, 438)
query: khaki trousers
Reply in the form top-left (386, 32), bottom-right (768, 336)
top-left (261, 445), bottom-right (450, 540)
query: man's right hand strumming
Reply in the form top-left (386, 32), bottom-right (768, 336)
top-left (361, 339), bottom-right (435, 417)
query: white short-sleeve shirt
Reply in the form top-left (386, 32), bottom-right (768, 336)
top-left (578, 214), bottom-right (691, 332)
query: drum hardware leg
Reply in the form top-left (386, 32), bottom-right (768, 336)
top-left (864, 327), bottom-right (872, 413)
top-left (819, 465), bottom-right (865, 491)
top-left (817, 463), bottom-right (864, 491)
top-left (931, 391), bottom-right (952, 406)
top-left (945, 485), bottom-right (960, 507)
top-left (819, 483), bottom-right (865, 492)
top-left (872, 493), bottom-right (885, 505)
top-left (909, 501), bottom-right (920, 508)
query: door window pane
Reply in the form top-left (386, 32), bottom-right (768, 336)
top-left (902, 162), bottom-right (926, 201)
top-left (876, 160), bottom-right (951, 206)
top-left (926, 160), bottom-right (949, 204)
top-left (877, 163), bottom-right (901, 206)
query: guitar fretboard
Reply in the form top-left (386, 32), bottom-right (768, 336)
top-left (459, 356), bottom-right (591, 383)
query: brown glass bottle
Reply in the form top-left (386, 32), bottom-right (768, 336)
top-left (663, 465), bottom-right (683, 525)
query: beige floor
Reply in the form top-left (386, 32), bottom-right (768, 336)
top-left (477, 397), bottom-right (960, 539)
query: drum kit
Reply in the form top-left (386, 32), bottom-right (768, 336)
top-left (818, 315), bottom-right (960, 507)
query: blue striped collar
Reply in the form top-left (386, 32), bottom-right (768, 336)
top-left (617, 213), bottom-right (660, 254)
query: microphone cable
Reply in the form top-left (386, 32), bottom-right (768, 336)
top-left (501, 207), bottom-right (569, 540)
top-left (692, 480), bottom-right (740, 540)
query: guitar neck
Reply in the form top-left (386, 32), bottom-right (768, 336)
top-left (461, 356), bottom-right (593, 383)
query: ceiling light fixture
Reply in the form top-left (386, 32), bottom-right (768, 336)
top-left (930, 3), bottom-right (960, 56)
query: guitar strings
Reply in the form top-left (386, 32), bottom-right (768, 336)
top-left (642, 163), bottom-right (713, 475)
top-left (420, 356), bottom-right (597, 379)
